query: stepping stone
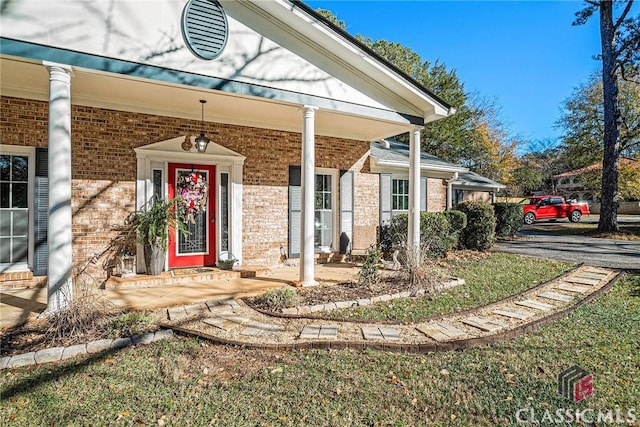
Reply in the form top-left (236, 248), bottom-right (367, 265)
top-left (556, 283), bottom-right (590, 294)
top-left (416, 322), bottom-right (467, 342)
top-left (361, 326), bottom-right (401, 341)
top-left (299, 325), bottom-right (338, 340)
top-left (573, 272), bottom-right (608, 280)
top-left (205, 301), bottom-right (234, 314)
top-left (241, 326), bottom-right (281, 337)
top-left (565, 276), bottom-right (600, 286)
top-left (219, 315), bottom-right (251, 325)
top-left (515, 299), bottom-right (556, 311)
top-left (246, 321), bottom-right (284, 332)
top-left (184, 303), bottom-right (208, 317)
top-left (167, 306), bottom-right (187, 321)
top-left (461, 316), bottom-right (507, 332)
top-left (583, 267), bottom-right (611, 275)
top-left (202, 318), bottom-right (232, 331)
top-left (538, 291), bottom-right (574, 303)
top-left (492, 308), bottom-right (534, 320)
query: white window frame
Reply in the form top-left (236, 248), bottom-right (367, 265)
top-left (0, 145), bottom-right (35, 272)
top-left (314, 168), bottom-right (338, 253)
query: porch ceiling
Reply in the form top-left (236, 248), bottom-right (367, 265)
top-left (0, 56), bottom-right (412, 141)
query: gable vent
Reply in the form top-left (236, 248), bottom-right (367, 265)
top-left (181, 0), bottom-right (228, 60)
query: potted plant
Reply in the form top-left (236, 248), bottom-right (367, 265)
top-left (132, 198), bottom-right (186, 275)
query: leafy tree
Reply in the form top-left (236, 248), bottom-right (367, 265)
top-left (318, 7), bottom-right (522, 188)
top-left (558, 73), bottom-right (640, 168)
top-left (573, 0), bottom-right (640, 232)
top-left (315, 8), bottom-right (346, 30)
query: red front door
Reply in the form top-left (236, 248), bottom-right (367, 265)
top-left (168, 163), bottom-right (216, 268)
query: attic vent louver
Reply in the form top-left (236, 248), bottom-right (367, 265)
top-left (181, 0), bottom-right (228, 60)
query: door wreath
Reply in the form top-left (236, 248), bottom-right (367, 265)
top-left (177, 171), bottom-right (208, 224)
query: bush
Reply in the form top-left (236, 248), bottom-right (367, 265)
top-left (357, 244), bottom-right (382, 287)
top-left (387, 212), bottom-right (457, 259)
top-left (493, 202), bottom-right (524, 237)
top-left (443, 209), bottom-right (467, 247)
top-left (457, 200), bottom-right (496, 250)
top-left (258, 286), bottom-right (298, 311)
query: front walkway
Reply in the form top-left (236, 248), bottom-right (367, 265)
top-left (162, 266), bottom-right (620, 352)
top-left (0, 264), bottom-right (359, 329)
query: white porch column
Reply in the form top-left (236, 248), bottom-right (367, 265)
top-left (300, 106), bottom-right (318, 286)
top-left (408, 126), bottom-right (423, 262)
top-left (44, 62), bottom-right (73, 314)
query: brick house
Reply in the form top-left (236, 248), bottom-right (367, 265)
top-left (0, 0), bottom-right (455, 308)
top-left (371, 139), bottom-right (505, 227)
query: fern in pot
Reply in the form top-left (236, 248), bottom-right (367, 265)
top-left (132, 198), bottom-right (186, 275)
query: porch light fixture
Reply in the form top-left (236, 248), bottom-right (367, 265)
top-left (194, 99), bottom-right (210, 153)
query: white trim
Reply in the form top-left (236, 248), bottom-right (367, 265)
top-left (314, 167), bottom-right (339, 253)
top-left (370, 157), bottom-right (468, 174)
top-left (135, 138), bottom-right (245, 271)
top-left (0, 145), bottom-right (35, 273)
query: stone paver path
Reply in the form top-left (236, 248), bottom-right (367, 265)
top-left (162, 265), bottom-right (620, 353)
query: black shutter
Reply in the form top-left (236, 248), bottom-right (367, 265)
top-left (288, 166), bottom-right (301, 258)
top-left (379, 173), bottom-right (392, 225)
top-left (33, 148), bottom-right (48, 275)
top-left (339, 170), bottom-right (354, 254)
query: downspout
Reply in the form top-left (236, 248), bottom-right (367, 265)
top-left (445, 172), bottom-right (458, 210)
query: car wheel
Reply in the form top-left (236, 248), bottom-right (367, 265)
top-left (569, 210), bottom-right (582, 223)
top-left (524, 212), bottom-right (535, 225)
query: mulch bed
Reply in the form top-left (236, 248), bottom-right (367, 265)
top-left (244, 275), bottom-right (425, 312)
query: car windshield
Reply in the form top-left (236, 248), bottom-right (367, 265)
top-left (521, 198), bottom-right (538, 205)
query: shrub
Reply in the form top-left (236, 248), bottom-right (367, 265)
top-left (457, 200), bottom-right (496, 250)
top-left (493, 202), bottom-right (524, 237)
top-left (109, 312), bottom-right (156, 338)
top-left (357, 244), bottom-right (382, 287)
top-left (443, 209), bottom-right (467, 247)
top-left (258, 286), bottom-right (298, 311)
top-left (387, 212), bottom-right (457, 259)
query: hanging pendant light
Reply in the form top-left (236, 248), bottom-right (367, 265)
top-left (194, 99), bottom-right (210, 153)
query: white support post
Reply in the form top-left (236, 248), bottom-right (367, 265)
top-left (408, 126), bottom-right (423, 263)
top-left (300, 106), bottom-right (318, 286)
top-left (44, 62), bottom-right (73, 314)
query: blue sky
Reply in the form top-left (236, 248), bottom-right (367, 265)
top-left (305, 0), bottom-right (603, 149)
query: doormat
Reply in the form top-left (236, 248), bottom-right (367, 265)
top-left (170, 267), bottom-right (221, 277)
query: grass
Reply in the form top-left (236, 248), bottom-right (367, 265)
top-left (1, 272), bottom-right (638, 426)
top-left (326, 253), bottom-right (574, 321)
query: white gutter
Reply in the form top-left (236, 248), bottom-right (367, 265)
top-left (445, 172), bottom-right (459, 210)
top-left (373, 158), bottom-right (468, 174)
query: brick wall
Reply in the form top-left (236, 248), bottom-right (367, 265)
top-left (1, 96), bottom-right (377, 285)
top-left (427, 178), bottom-right (447, 212)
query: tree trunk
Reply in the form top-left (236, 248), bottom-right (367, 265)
top-left (597, 1), bottom-right (621, 233)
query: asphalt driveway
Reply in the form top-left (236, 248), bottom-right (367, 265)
top-left (493, 216), bottom-right (640, 270)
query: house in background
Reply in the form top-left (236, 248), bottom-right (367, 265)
top-left (0, 0), bottom-right (455, 308)
top-left (553, 158), bottom-right (640, 202)
top-left (452, 171), bottom-right (506, 205)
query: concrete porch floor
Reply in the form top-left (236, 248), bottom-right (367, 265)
top-left (0, 264), bottom-right (360, 330)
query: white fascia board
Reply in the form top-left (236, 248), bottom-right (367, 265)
top-left (370, 157), bottom-right (468, 175)
top-left (228, 0), bottom-right (452, 121)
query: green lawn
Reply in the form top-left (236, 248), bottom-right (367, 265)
top-left (2, 263), bottom-right (637, 426)
top-left (328, 253), bottom-right (573, 321)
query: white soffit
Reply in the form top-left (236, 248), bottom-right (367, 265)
top-left (0, 55), bottom-right (411, 141)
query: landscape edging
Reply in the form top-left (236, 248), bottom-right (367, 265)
top-left (0, 329), bottom-right (174, 370)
